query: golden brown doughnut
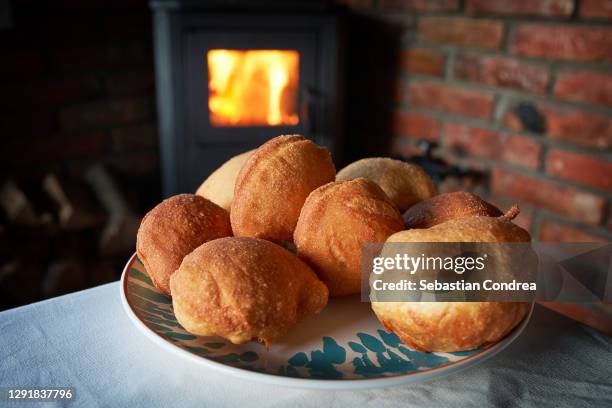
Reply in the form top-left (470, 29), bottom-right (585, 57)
top-left (294, 178), bottom-right (405, 296)
top-left (136, 194), bottom-right (231, 296)
top-left (392, 206), bottom-right (529, 243)
top-left (170, 237), bottom-right (329, 346)
top-left (371, 209), bottom-right (531, 352)
top-left (403, 191), bottom-right (503, 229)
top-left (336, 157), bottom-right (436, 212)
top-left (195, 149), bottom-right (254, 211)
top-left (373, 302), bottom-right (530, 352)
top-left (231, 135), bottom-right (335, 243)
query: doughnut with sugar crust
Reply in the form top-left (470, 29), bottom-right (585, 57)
top-left (136, 194), bottom-right (232, 297)
top-left (294, 178), bottom-right (405, 296)
top-left (231, 135), bottom-right (336, 243)
top-left (403, 191), bottom-right (503, 229)
top-left (170, 237), bottom-right (329, 346)
top-left (195, 149), bottom-right (254, 212)
top-left (372, 208), bottom-right (531, 352)
top-left (336, 157), bottom-right (436, 212)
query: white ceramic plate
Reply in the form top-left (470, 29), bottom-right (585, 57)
top-left (120, 253), bottom-right (532, 389)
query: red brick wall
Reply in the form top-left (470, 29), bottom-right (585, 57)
top-left (0, 0), bottom-right (159, 211)
top-left (341, 0), bottom-right (612, 242)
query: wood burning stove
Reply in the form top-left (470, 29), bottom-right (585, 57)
top-left (150, 0), bottom-right (345, 196)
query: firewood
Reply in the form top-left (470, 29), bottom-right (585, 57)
top-left (42, 173), bottom-right (105, 230)
top-left (83, 164), bottom-right (141, 255)
top-left (0, 180), bottom-right (44, 226)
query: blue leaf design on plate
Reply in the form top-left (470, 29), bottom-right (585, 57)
top-left (163, 332), bottom-right (197, 341)
top-left (130, 296), bottom-right (176, 321)
top-left (130, 268), bottom-right (152, 285)
top-left (204, 342), bottom-right (225, 349)
top-left (286, 337), bottom-right (347, 379)
top-left (288, 352), bottom-right (308, 367)
top-left (184, 346), bottom-right (211, 356)
top-left (213, 353), bottom-right (242, 363)
top-left (350, 331), bottom-right (462, 376)
top-left (240, 352), bottom-right (258, 362)
top-left (322, 336), bottom-right (346, 364)
top-left (397, 345), bottom-right (453, 368)
top-left (450, 349), bottom-right (478, 357)
top-left (128, 282), bottom-right (172, 305)
top-left (357, 333), bottom-right (386, 353)
top-left (140, 313), bottom-right (180, 327)
top-left (378, 329), bottom-right (401, 347)
top-left (211, 351), bottom-right (260, 364)
top-left (353, 353), bottom-right (382, 377)
top-left (308, 350), bottom-right (343, 378)
top-left (348, 341), bottom-right (367, 353)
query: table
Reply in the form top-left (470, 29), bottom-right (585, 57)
top-left (1, 282), bottom-right (611, 407)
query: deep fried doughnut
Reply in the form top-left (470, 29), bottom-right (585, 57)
top-left (231, 135), bottom-right (335, 243)
top-left (294, 178), bottom-right (405, 296)
top-left (136, 194), bottom-right (231, 296)
top-left (170, 237), bottom-right (329, 346)
top-left (336, 157), bottom-right (435, 212)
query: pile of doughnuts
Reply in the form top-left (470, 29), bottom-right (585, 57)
top-left (136, 134), bottom-right (530, 352)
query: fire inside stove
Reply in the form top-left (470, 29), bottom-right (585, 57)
top-left (207, 49), bottom-right (300, 127)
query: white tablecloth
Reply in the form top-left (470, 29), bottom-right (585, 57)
top-left (1, 282), bottom-right (611, 407)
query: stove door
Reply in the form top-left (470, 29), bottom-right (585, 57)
top-left (154, 13), bottom-right (342, 195)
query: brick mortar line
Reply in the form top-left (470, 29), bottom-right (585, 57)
top-left (405, 41), bottom-right (612, 70)
top-left (395, 105), bottom-right (612, 160)
top-left (444, 48), bottom-right (456, 81)
top-left (492, 93), bottom-right (508, 124)
top-left (538, 137), bottom-right (549, 173)
top-left (531, 210), bottom-right (545, 240)
top-left (399, 74), bottom-right (612, 116)
top-left (501, 16), bottom-right (513, 53)
top-left (536, 211), bottom-right (612, 240)
top-left (435, 146), bottom-right (612, 200)
top-left (490, 93), bottom-right (503, 124)
top-left (527, 210), bottom-right (538, 235)
top-left (389, 13), bottom-right (612, 27)
top-left (547, 65), bottom-right (559, 97)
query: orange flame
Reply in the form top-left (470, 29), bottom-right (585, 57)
top-left (207, 50), bottom-right (300, 127)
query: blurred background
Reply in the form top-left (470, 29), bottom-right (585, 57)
top-left (0, 0), bottom-right (610, 311)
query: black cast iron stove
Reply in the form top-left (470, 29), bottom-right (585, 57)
top-left (150, 0), bottom-right (345, 195)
